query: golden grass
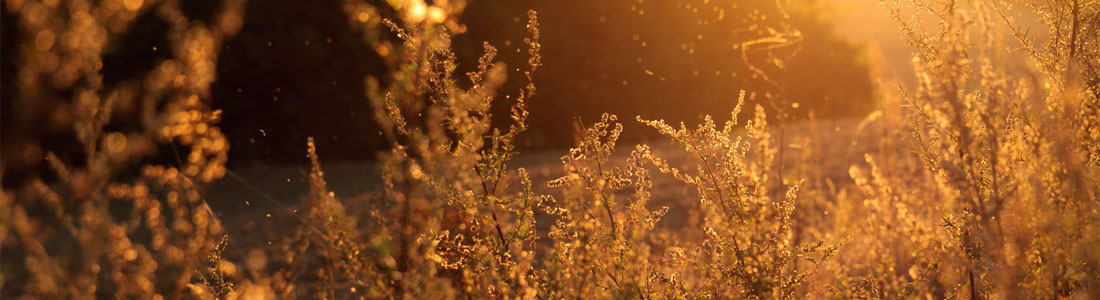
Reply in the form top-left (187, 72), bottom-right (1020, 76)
top-left (2, 0), bottom-right (1097, 299)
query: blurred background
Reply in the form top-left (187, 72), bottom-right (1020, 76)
top-left (3, 0), bottom-right (895, 170)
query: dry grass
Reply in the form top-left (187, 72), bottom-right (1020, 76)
top-left (2, 0), bottom-right (1098, 299)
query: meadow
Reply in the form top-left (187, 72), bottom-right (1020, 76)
top-left (1, 0), bottom-right (1098, 299)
